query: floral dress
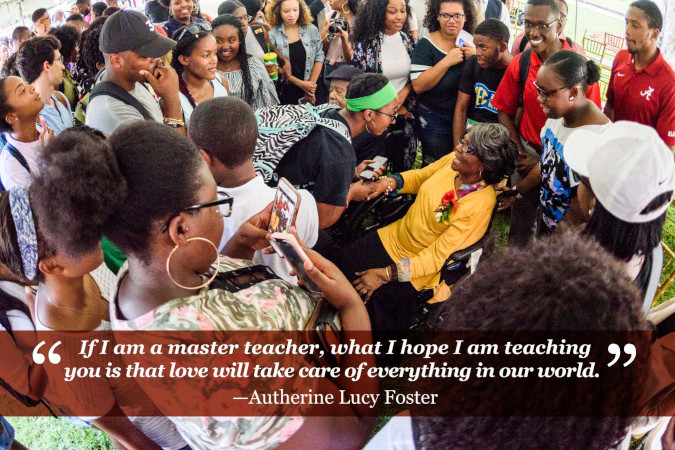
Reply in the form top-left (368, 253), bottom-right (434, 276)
top-left (110, 257), bottom-right (317, 449)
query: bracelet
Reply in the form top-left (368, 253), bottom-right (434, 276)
top-left (389, 263), bottom-right (398, 282)
top-left (383, 176), bottom-right (396, 196)
top-left (385, 266), bottom-right (391, 283)
top-left (163, 117), bottom-right (185, 128)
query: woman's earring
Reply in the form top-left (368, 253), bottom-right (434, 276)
top-left (366, 120), bottom-right (377, 135)
top-left (341, 2), bottom-right (350, 13)
top-left (165, 237), bottom-right (220, 290)
top-left (569, 96), bottom-right (574, 101)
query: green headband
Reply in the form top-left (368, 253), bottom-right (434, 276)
top-left (345, 81), bottom-right (397, 112)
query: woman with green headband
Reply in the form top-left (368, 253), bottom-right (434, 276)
top-left (336, 123), bottom-right (517, 330)
top-left (274, 72), bottom-right (400, 230)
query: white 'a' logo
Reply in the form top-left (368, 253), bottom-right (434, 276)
top-left (641, 86), bottom-right (655, 101)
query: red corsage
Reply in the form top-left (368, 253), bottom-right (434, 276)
top-left (435, 190), bottom-right (458, 223)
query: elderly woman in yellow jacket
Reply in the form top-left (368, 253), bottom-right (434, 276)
top-left (336, 123), bottom-right (517, 330)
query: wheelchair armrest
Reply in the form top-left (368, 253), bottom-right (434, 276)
top-left (447, 236), bottom-right (488, 264)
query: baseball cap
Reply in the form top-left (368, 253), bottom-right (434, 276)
top-left (100, 10), bottom-right (175, 58)
top-left (565, 121), bottom-right (675, 223)
top-left (325, 65), bottom-right (364, 82)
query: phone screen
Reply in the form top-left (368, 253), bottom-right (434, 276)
top-left (274, 238), bottom-right (321, 293)
top-left (269, 181), bottom-right (298, 234)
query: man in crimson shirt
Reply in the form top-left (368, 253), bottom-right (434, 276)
top-left (605, 0), bottom-right (675, 150)
top-left (491, 0), bottom-right (601, 246)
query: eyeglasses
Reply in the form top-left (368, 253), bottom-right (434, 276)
top-left (235, 14), bottom-right (253, 22)
top-left (524, 19), bottom-right (558, 31)
top-left (176, 22), bottom-right (213, 41)
top-left (457, 138), bottom-right (478, 156)
top-left (373, 109), bottom-right (398, 122)
top-left (438, 12), bottom-right (465, 22)
top-left (533, 81), bottom-right (572, 100)
top-left (160, 195), bottom-right (233, 233)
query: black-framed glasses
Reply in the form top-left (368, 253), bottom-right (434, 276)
top-left (438, 12), bottom-right (465, 22)
top-left (523, 19), bottom-right (558, 31)
top-left (176, 22), bottom-right (213, 41)
top-left (457, 137), bottom-right (478, 156)
top-left (160, 195), bottom-right (233, 233)
top-left (373, 109), bottom-right (398, 123)
top-left (533, 81), bottom-right (572, 100)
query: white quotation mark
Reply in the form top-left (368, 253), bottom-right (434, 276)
top-left (607, 343), bottom-right (636, 367)
top-left (33, 341), bottom-right (62, 365)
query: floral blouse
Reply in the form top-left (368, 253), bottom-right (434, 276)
top-left (351, 31), bottom-right (416, 74)
top-left (110, 257), bottom-right (317, 450)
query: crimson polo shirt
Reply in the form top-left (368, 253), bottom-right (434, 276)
top-left (607, 49), bottom-right (675, 147)
top-left (492, 39), bottom-right (602, 147)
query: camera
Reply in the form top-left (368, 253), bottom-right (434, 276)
top-left (329, 17), bottom-right (349, 34)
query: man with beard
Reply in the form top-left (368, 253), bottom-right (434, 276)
top-left (85, 10), bottom-right (185, 136)
top-left (604, 0), bottom-right (675, 150)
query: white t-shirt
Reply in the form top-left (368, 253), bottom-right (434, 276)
top-left (245, 27), bottom-right (266, 61)
top-left (217, 176), bottom-right (319, 284)
top-left (0, 134), bottom-right (41, 189)
top-left (86, 82), bottom-right (164, 135)
top-left (381, 32), bottom-right (412, 92)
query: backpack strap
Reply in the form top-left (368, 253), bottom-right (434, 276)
top-left (519, 34), bottom-right (529, 53)
top-left (2, 142), bottom-right (31, 174)
top-left (250, 24), bottom-right (268, 54)
top-left (518, 49), bottom-right (532, 107)
top-left (89, 81), bottom-right (155, 121)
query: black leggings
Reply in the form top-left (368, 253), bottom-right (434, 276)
top-left (335, 231), bottom-right (422, 331)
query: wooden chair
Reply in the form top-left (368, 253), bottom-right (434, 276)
top-left (582, 29), bottom-right (606, 66)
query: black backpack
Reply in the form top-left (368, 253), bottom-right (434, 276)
top-left (88, 81), bottom-right (155, 121)
top-left (0, 141), bottom-right (31, 192)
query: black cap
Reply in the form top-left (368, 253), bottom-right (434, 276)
top-left (100, 10), bottom-right (175, 58)
top-left (325, 65), bottom-right (364, 82)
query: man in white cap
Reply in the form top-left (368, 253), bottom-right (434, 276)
top-left (86, 10), bottom-right (185, 135)
top-left (565, 121), bottom-right (675, 313)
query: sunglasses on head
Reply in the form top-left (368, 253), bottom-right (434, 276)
top-left (176, 22), bottom-right (213, 41)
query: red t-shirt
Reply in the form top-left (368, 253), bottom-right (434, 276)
top-left (607, 49), bottom-right (675, 147)
top-left (492, 39), bottom-right (602, 147)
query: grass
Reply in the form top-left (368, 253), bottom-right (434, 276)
top-left (9, 417), bottom-right (114, 450)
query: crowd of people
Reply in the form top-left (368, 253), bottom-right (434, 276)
top-left (1, 0), bottom-right (675, 447)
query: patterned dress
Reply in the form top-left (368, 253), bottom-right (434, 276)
top-left (110, 257), bottom-right (317, 449)
top-left (218, 57), bottom-right (279, 111)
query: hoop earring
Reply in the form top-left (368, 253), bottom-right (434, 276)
top-left (366, 120), bottom-right (377, 134)
top-left (341, 2), bottom-right (350, 13)
top-left (166, 237), bottom-right (221, 290)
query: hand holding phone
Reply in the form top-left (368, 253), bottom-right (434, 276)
top-left (271, 232), bottom-right (321, 293)
top-left (269, 178), bottom-right (300, 254)
top-left (359, 156), bottom-right (388, 181)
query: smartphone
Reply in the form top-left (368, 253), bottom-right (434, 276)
top-left (269, 178), bottom-right (300, 253)
top-left (359, 156), bottom-right (388, 181)
top-left (271, 232), bottom-right (321, 293)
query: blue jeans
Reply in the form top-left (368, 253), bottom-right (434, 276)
top-left (415, 103), bottom-right (454, 164)
top-left (0, 416), bottom-right (15, 450)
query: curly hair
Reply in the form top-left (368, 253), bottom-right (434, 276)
top-left (171, 26), bottom-right (214, 109)
top-left (31, 127), bottom-right (125, 260)
top-left (212, 14), bottom-right (254, 104)
top-left (1, 53), bottom-right (19, 78)
top-left (351, 0), bottom-right (411, 44)
top-left (104, 122), bottom-right (204, 263)
top-left (75, 17), bottom-right (107, 87)
top-left (265, 0), bottom-right (313, 28)
top-left (423, 0), bottom-right (476, 34)
top-left (48, 25), bottom-right (81, 63)
top-left (410, 233), bottom-right (650, 450)
top-left (17, 35), bottom-right (61, 84)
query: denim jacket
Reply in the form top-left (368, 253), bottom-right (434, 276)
top-left (268, 23), bottom-right (325, 81)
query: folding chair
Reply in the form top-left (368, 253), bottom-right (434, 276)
top-left (582, 30), bottom-right (606, 66)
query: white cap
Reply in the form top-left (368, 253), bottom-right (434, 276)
top-left (565, 121), bottom-right (675, 223)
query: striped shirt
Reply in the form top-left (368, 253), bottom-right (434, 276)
top-left (218, 57), bottom-right (279, 111)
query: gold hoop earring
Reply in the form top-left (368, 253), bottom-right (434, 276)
top-left (166, 237), bottom-right (220, 290)
top-left (341, 2), bottom-right (350, 13)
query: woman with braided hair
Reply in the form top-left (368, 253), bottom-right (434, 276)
top-left (213, 14), bottom-right (279, 109)
top-left (171, 23), bottom-right (230, 126)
